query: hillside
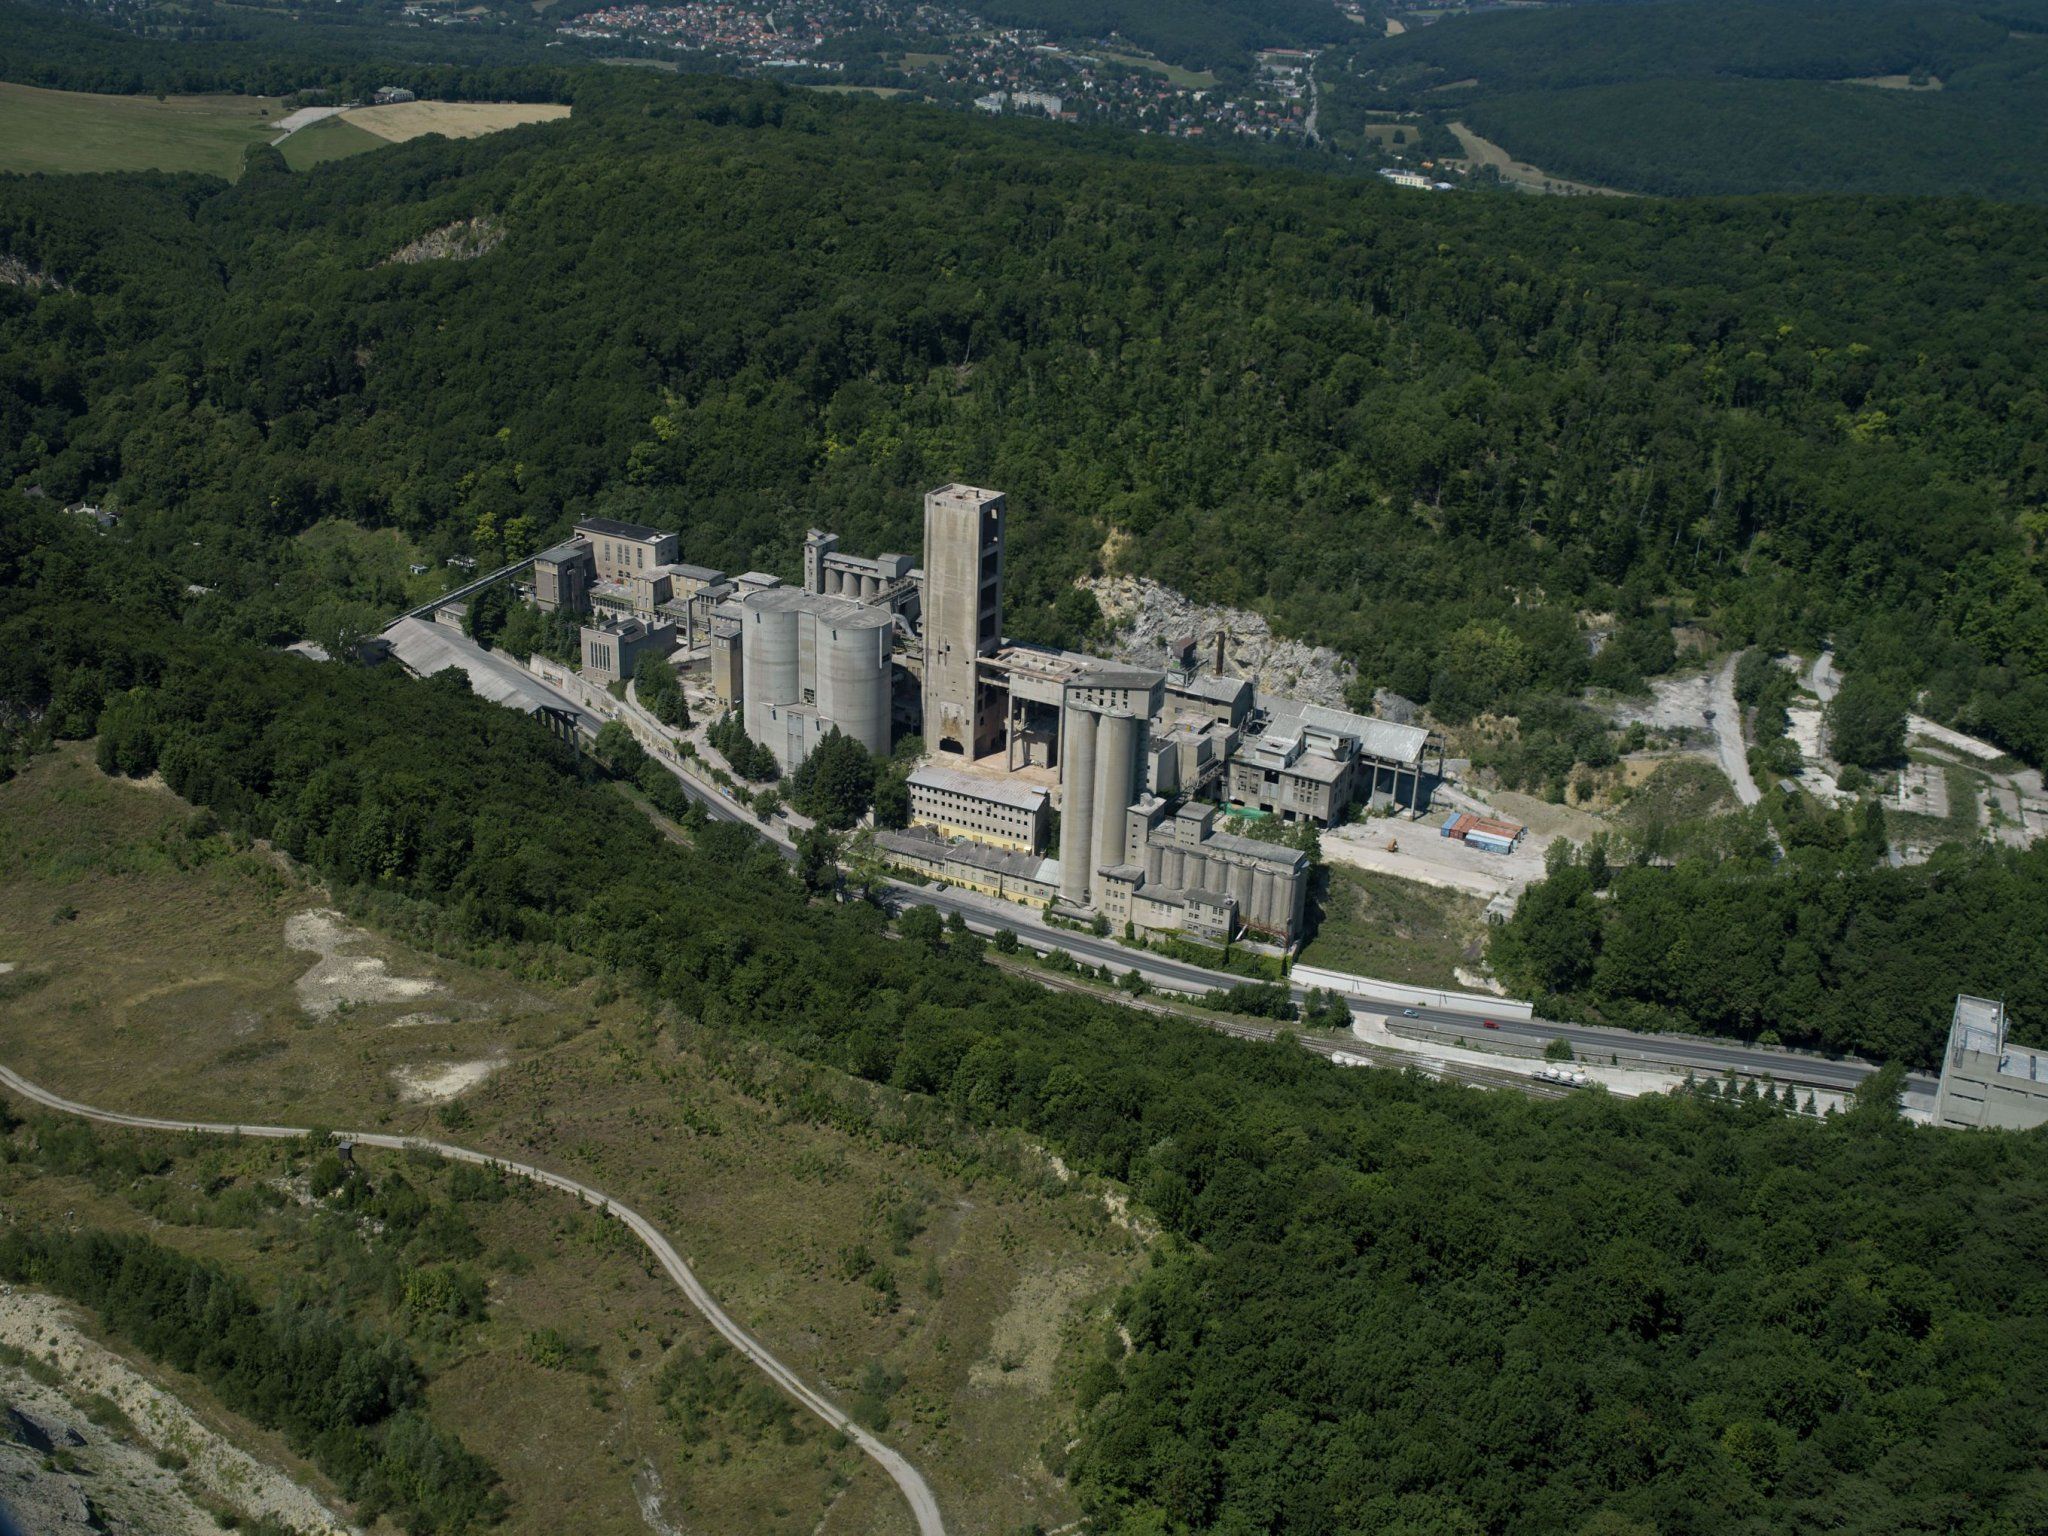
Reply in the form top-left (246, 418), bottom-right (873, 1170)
top-left (1328, 0), bottom-right (2048, 199)
top-left (6, 499), bottom-right (2048, 1535)
top-left (4, 73), bottom-right (2045, 774)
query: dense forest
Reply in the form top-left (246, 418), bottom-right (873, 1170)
top-left (3, 72), bottom-right (2044, 768)
top-left (0, 0), bottom-right (578, 99)
top-left (6, 503), bottom-right (2048, 1534)
top-left (1330, 0), bottom-right (2048, 200)
top-left (1493, 827), bottom-right (2048, 1067)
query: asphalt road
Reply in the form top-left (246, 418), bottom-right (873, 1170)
top-left (0, 1062), bottom-right (948, 1536)
top-left (505, 643), bottom-right (1935, 1103)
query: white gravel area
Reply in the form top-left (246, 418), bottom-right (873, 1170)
top-left (391, 1057), bottom-right (504, 1103)
top-left (284, 910), bottom-right (440, 1018)
top-left (1908, 714), bottom-right (2006, 761)
top-left (0, 1288), bottom-right (355, 1536)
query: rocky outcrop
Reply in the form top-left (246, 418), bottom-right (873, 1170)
top-left (1080, 574), bottom-right (1356, 706)
top-left (381, 215), bottom-right (504, 265)
top-left (0, 255), bottom-right (64, 292)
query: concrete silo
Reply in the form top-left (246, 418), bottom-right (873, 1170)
top-left (742, 598), bottom-right (800, 751)
top-left (739, 588), bottom-right (899, 771)
top-left (1058, 703), bottom-right (1098, 906)
top-left (817, 609), bottom-right (895, 759)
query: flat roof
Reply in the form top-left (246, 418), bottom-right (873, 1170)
top-left (744, 586), bottom-right (894, 628)
top-left (659, 562), bottom-right (726, 583)
top-left (1952, 994), bottom-right (2007, 1057)
top-left (909, 763), bottom-right (1050, 812)
top-left (1200, 830), bottom-right (1310, 870)
top-left (1071, 664), bottom-right (1165, 691)
top-left (535, 537), bottom-right (589, 564)
top-left (576, 516), bottom-right (672, 542)
top-left (1168, 672), bottom-right (1251, 704)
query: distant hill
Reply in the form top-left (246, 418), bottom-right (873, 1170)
top-left (1328, 0), bottom-right (2048, 199)
top-left (978, 0), bottom-right (1352, 70)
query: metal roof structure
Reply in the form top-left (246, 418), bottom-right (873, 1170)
top-left (384, 618), bottom-right (598, 730)
top-left (877, 826), bottom-right (1058, 883)
top-left (1258, 695), bottom-right (1431, 768)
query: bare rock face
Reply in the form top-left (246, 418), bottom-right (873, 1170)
top-left (381, 215), bottom-right (504, 265)
top-left (1079, 574), bottom-right (1356, 706)
top-left (0, 255), bottom-right (64, 292)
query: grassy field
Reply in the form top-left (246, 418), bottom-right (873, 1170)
top-left (1090, 47), bottom-right (1219, 89)
top-left (1447, 118), bottom-right (1627, 197)
top-left (278, 114), bottom-right (387, 171)
top-left (1298, 861), bottom-right (1489, 989)
top-left (0, 81), bottom-right (283, 179)
top-left (0, 746), bottom-right (1143, 1533)
top-left (296, 518), bottom-right (449, 608)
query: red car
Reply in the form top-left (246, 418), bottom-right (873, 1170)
top-left (1482, 1019), bottom-right (1500, 1030)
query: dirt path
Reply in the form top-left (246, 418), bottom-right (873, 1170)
top-left (0, 1062), bottom-right (947, 1536)
top-left (1447, 121), bottom-right (1627, 197)
top-left (1709, 653), bottom-right (1761, 806)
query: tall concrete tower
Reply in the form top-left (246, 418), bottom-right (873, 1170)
top-left (921, 484), bottom-right (1005, 757)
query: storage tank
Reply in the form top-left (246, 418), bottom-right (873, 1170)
top-left (742, 597), bottom-right (800, 746)
top-left (1059, 704), bottom-right (1098, 906)
top-left (1093, 712), bottom-right (1140, 875)
top-left (1253, 867), bottom-right (1279, 933)
top-left (819, 610), bottom-right (893, 757)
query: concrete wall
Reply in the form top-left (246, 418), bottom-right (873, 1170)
top-left (1293, 962), bottom-right (1536, 1020)
top-left (1935, 1050), bottom-right (2048, 1130)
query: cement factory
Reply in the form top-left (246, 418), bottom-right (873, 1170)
top-left (523, 485), bottom-right (1442, 950)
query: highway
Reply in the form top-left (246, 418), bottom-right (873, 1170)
top-left (0, 1061), bottom-right (948, 1536)
top-left (464, 633), bottom-right (1937, 1104)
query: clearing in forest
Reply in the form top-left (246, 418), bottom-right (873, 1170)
top-left (344, 100), bottom-right (572, 142)
top-left (1447, 119), bottom-right (1628, 196)
top-left (0, 82), bottom-right (283, 179)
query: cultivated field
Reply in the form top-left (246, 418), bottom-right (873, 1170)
top-left (345, 100), bottom-right (572, 142)
top-left (0, 746), bottom-right (1140, 1533)
top-left (0, 82), bottom-right (283, 179)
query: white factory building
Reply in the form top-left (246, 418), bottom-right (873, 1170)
top-left (687, 482), bottom-right (1441, 946)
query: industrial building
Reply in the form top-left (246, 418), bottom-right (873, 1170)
top-left (580, 616), bottom-right (677, 685)
top-left (738, 587), bottom-right (895, 771)
top-left (1933, 996), bottom-right (2048, 1131)
top-left (506, 480), bottom-right (1436, 947)
top-left (907, 764), bottom-right (1051, 853)
top-left (922, 485), bottom-right (1007, 759)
